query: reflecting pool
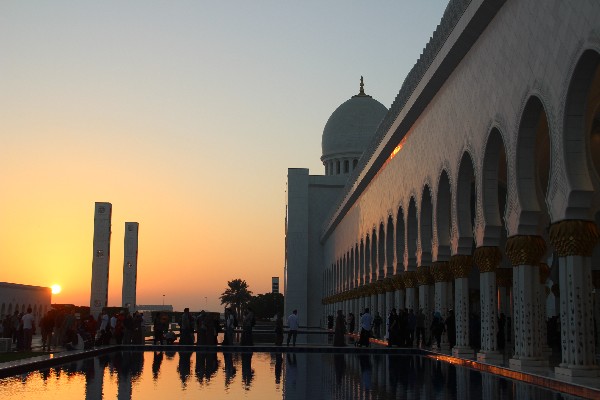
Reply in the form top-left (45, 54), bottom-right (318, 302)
top-left (0, 351), bottom-right (588, 399)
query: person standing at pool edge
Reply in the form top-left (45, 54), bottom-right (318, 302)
top-left (358, 308), bottom-right (373, 347)
top-left (287, 309), bottom-right (299, 346)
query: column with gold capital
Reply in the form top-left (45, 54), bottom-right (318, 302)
top-left (417, 266), bottom-right (434, 347)
top-left (403, 271), bottom-right (419, 313)
top-left (432, 261), bottom-right (452, 350)
top-left (549, 220), bottom-right (600, 377)
top-left (473, 246), bottom-right (503, 364)
top-left (393, 273), bottom-right (406, 311)
top-left (505, 235), bottom-right (548, 372)
top-left (449, 254), bottom-right (473, 358)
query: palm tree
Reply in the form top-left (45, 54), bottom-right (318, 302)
top-left (220, 279), bottom-right (253, 318)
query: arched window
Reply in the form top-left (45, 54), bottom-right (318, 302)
top-left (344, 160), bottom-right (349, 173)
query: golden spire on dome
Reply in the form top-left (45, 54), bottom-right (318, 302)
top-left (353, 76), bottom-right (372, 98)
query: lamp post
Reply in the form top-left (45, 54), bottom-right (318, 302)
top-left (162, 294), bottom-right (165, 306)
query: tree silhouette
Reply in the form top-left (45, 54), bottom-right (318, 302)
top-left (220, 279), bottom-right (253, 318)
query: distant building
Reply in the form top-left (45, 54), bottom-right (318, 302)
top-left (122, 222), bottom-right (139, 312)
top-left (90, 202), bottom-right (112, 318)
top-left (271, 277), bottom-right (279, 294)
top-left (0, 282), bottom-right (51, 326)
top-left (136, 304), bottom-right (174, 314)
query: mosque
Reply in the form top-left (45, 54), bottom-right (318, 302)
top-left (285, 0), bottom-right (600, 377)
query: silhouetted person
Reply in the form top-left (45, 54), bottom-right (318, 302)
top-left (333, 310), bottom-right (346, 346)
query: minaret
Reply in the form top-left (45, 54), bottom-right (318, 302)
top-left (90, 202), bottom-right (112, 318)
top-left (122, 222), bottom-right (139, 312)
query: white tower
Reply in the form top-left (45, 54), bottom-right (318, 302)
top-left (90, 202), bottom-right (112, 318)
top-left (122, 222), bottom-right (139, 312)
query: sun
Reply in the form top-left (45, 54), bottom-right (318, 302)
top-left (51, 284), bottom-right (61, 295)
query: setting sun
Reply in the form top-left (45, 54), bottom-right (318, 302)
top-left (51, 284), bottom-right (62, 295)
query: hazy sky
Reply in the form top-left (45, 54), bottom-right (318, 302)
top-left (0, 1), bottom-right (447, 312)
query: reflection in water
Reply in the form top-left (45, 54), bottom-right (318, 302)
top-left (152, 352), bottom-right (163, 380)
top-left (222, 352), bottom-right (236, 386)
top-left (274, 353), bottom-right (283, 384)
top-left (0, 352), bottom-right (586, 400)
top-left (241, 353), bottom-right (254, 389)
top-left (177, 351), bottom-right (192, 386)
top-left (195, 352), bottom-right (219, 384)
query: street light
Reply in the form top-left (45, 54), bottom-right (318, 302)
top-left (162, 294), bottom-right (165, 306)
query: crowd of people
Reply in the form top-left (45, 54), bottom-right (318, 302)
top-left (1, 304), bottom-right (537, 353)
top-left (326, 307), bottom-right (515, 351)
top-left (328, 308), bottom-right (456, 348)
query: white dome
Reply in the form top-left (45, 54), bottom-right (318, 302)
top-left (321, 82), bottom-right (387, 162)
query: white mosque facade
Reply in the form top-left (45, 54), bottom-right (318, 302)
top-left (285, 0), bottom-right (600, 377)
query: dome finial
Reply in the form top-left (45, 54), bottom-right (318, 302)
top-left (352, 76), bottom-right (372, 98)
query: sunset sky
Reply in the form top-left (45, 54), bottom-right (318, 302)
top-left (0, 1), bottom-right (447, 311)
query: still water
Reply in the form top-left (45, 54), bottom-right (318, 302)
top-left (0, 351), bottom-right (584, 399)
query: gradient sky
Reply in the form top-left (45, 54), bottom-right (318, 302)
top-left (0, 1), bottom-right (447, 312)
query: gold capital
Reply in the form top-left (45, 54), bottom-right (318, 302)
top-left (392, 274), bottom-right (406, 290)
top-left (431, 261), bottom-right (452, 282)
top-left (416, 266), bottom-right (434, 285)
top-left (549, 220), bottom-right (599, 257)
top-left (505, 235), bottom-right (546, 266)
top-left (449, 255), bottom-right (472, 278)
top-left (473, 246), bottom-right (502, 273)
top-left (403, 271), bottom-right (419, 288)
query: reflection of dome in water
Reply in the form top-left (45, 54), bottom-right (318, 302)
top-left (321, 77), bottom-right (387, 176)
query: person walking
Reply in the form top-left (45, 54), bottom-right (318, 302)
top-left (40, 309), bottom-right (55, 351)
top-left (287, 309), bottom-right (299, 346)
top-left (431, 312), bottom-right (445, 349)
top-left (224, 308), bottom-right (235, 345)
top-left (241, 307), bottom-right (255, 346)
top-left (179, 308), bottom-right (193, 345)
top-left (416, 309), bottom-right (425, 347)
top-left (21, 308), bottom-right (35, 351)
top-left (333, 310), bottom-right (346, 346)
top-left (274, 312), bottom-right (284, 346)
top-left (358, 308), bottom-right (373, 347)
top-left (348, 313), bottom-right (355, 334)
top-left (372, 312), bottom-right (383, 339)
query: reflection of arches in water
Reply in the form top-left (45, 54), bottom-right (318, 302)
top-left (177, 351), bottom-right (192, 386)
top-left (241, 353), bottom-right (254, 388)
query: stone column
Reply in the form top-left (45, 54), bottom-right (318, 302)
top-left (473, 246), bottom-right (503, 364)
top-left (432, 261), bottom-right (452, 351)
top-left (417, 266), bottom-right (434, 346)
top-left (505, 235), bottom-right (548, 372)
top-left (393, 274), bottom-right (406, 311)
top-left (549, 220), bottom-right (600, 377)
top-left (359, 294), bottom-right (365, 315)
top-left (370, 290), bottom-right (378, 316)
top-left (593, 271), bottom-right (600, 354)
top-left (538, 263), bottom-right (553, 358)
top-left (496, 267), bottom-right (513, 351)
top-left (449, 254), bottom-right (473, 358)
top-left (403, 271), bottom-right (419, 312)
